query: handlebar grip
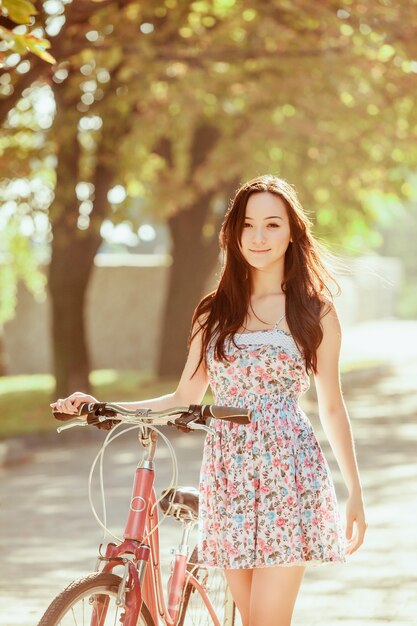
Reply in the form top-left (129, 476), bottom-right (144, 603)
top-left (52, 410), bottom-right (78, 422)
top-left (201, 405), bottom-right (252, 424)
top-left (52, 402), bottom-right (95, 422)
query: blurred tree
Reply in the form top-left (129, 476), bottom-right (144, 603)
top-left (1, 0), bottom-right (417, 390)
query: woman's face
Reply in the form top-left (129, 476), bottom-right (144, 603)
top-left (238, 191), bottom-right (292, 270)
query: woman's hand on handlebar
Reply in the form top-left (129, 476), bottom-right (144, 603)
top-left (50, 392), bottom-right (99, 415)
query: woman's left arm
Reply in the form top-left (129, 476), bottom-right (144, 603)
top-left (313, 302), bottom-right (368, 556)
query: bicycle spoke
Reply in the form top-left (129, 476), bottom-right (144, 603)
top-left (38, 572), bottom-right (158, 626)
top-left (181, 567), bottom-right (240, 626)
top-left (48, 585), bottom-right (121, 625)
top-left (174, 544), bottom-right (244, 626)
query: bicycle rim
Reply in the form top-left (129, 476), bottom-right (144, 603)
top-left (37, 572), bottom-right (155, 626)
top-left (178, 547), bottom-right (239, 626)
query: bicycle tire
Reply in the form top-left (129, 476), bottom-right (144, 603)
top-left (177, 546), bottom-right (237, 626)
top-left (37, 571), bottom-right (155, 626)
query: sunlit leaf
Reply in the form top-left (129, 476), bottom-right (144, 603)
top-left (8, 32), bottom-right (56, 63)
top-left (1, 0), bottom-right (38, 24)
top-left (23, 33), bottom-right (56, 63)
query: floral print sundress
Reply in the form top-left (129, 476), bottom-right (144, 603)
top-left (198, 313), bottom-right (347, 569)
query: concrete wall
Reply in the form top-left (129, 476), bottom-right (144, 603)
top-left (3, 254), bottom-right (403, 376)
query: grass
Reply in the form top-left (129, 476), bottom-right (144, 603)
top-left (0, 370), bottom-right (195, 439)
top-left (0, 357), bottom-right (389, 439)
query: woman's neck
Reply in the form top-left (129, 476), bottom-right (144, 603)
top-left (250, 266), bottom-right (284, 298)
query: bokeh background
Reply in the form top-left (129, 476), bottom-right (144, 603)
top-left (0, 1), bottom-right (416, 624)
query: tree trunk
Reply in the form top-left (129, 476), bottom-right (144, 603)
top-left (48, 58), bottom-right (134, 398)
top-left (48, 90), bottom-right (106, 398)
top-left (156, 123), bottom-right (227, 379)
top-left (156, 191), bottom-right (221, 378)
top-left (48, 151), bottom-right (112, 398)
top-left (156, 133), bottom-right (240, 379)
top-left (49, 227), bottom-right (101, 397)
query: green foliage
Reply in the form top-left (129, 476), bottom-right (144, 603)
top-left (0, 216), bottom-right (46, 326)
top-left (0, 370), bottom-right (179, 437)
top-left (0, 0), bottom-right (55, 64)
top-left (3, 0), bottom-right (417, 247)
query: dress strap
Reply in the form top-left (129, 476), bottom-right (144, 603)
top-left (274, 312), bottom-right (286, 328)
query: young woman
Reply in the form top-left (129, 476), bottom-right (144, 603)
top-left (51, 175), bottom-right (368, 626)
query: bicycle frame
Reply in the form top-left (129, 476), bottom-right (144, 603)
top-left (95, 426), bottom-right (223, 626)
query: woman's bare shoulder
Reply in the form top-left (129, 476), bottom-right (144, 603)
top-left (320, 296), bottom-right (337, 318)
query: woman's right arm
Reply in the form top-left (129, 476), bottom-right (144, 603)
top-left (50, 316), bottom-right (210, 415)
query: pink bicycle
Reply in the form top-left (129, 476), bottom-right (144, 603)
top-left (38, 401), bottom-right (251, 626)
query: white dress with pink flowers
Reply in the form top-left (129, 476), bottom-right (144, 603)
top-left (197, 314), bottom-right (347, 569)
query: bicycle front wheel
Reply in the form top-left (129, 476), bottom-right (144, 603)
top-left (37, 572), bottom-right (155, 626)
top-left (178, 546), bottom-right (239, 626)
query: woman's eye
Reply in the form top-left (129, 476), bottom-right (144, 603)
top-left (243, 222), bottom-right (280, 228)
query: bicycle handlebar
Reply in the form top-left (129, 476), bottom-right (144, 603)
top-left (52, 401), bottom-right (252, 434)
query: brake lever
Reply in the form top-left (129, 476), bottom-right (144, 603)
top-left (57, 418), bottom-right (88, 433)
top-left (167, 413), bottom-right (215, 435)
top-left (191, 423), bottom-right (215, 435)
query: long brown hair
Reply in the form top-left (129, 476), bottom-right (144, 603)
top-left (189, 174), bottom-right (341, 376)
